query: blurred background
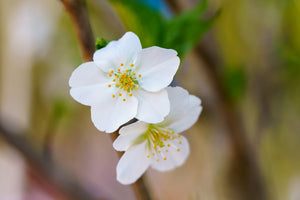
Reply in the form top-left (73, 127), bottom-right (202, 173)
top-left (0, 0), bottom-right (300, 199)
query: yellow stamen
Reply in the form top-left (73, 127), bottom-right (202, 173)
top-left (130, 64), bottom-right (134, 67)
top-left (179, 141), bottom-right (182, 144)
top-left (112, 95), bottom-right (115, 98)
top-left (138, 74), bottom-right (142, 78)
top-left (110, 70), bottom-right (114, 73)
top-left (129, 93), bottom-right (133, 97)
top-left (108, 84), bottom-right (111, 87)
top-left (120, 63), bottom-right (124, 66)
top-left (177, 149), bottom-right (180, 152)
top-left (165, 150), bottom-right (168, 152)
top-left (109, 74), bottom-right (112, 77)
top-left (133, 73), bottom-right (136, 76)
top-left (156, 159), bottom-right (159, 162)
top-left (164, 157), bottom-right (167, 160)
top-left (126, 69), bottom-right (129, 73)
top-left (117, 69), bottom-right (120, 72)
top-left (147, 155), bottom-right (150, 158)
top-left (123, 99), bottom-right (126, 101)
top-left (113, 79), bottom-right (116, 82)
top-left (178, 135), bottom-right (181, 138)
top-left (119, 93), bottom-right (122, 96)
top-left (167, 144), bottom-right (170, 147)
top-left (152, 153), bottom-right (155, 156)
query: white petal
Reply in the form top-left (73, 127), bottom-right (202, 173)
top-left (116, 142), bottom-right (151, 185)
top-left (150, 136), bottom-right (190, 172)
top-left (69, 62), bottom-right (108, 87)
top-left (136, 47), bottom-right (180, 92)
top-left (93, 32), bottom-right (142, 72)
top-left (70, 83), bottom-right (115, 106)
top-left (160, 87), bottom-right (202, 133)
top-left (91, 95), bottom-right (138, 133)
top-left (113, 121), bottom-right (149, 151)
top-left (135, 89), bottom-right (170, 123)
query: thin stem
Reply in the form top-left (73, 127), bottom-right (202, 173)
top-left (59, 0), bottom-right (152, 199)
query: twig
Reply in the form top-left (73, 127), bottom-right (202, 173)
top-left (59, 0), bottom-right (152, 199)
top-left (165, 1), bottom-right (268, 200)
top-left (0, 118), bottom-right (105, 200)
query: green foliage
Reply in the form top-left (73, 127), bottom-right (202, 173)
top-left (109, 0), bottom-right (216, 58)
top-left (95, 38), bottom-right (109, 50)
top-left (222, 66), bottom-right (246, 101)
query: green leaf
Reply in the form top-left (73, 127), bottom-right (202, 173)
top-left (163, 0), bottom-right (218, 58)
top-left (95, 38), bottom-right (109, 50)
top-left (109, 0), bottom-right (166, 47)
top-left (109, 0), bottom-right (217, 59)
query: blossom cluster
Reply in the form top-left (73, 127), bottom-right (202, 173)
top-left (69, 32), bottom-right (202, 185)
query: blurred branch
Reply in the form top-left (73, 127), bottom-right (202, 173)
top-left (165, 1), bottom-right (268, 200)
top-left (0, 118), bottom-right (103, 200)
top-left (60, 0), bottom-right (95, 61)
top-left (59, 0), bottom-right (152, 199)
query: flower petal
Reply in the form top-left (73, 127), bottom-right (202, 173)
top-left (91, 95), bottom-right (138, 133)
top-left (93, 32), bottom-right (142, 72)
top-left (150, 136), bottom-right (190, 172)
top-left (136, 47), bottom-right (180, 92)
top-left (70, 84), bottom-right (113, 106)
top-left (69, 62), bottom-right (113, 106)
top-left (160, 87), bottom-right (202, 133)
top-left (135, 89), bottom-right (170, 123)
top-left (116, 142), bottom-right (151, 185)
top-left (69, 62), bottom-right (108, 87)
top-left (113, 121), bottom-right (149, 151)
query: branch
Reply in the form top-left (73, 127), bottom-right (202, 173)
top-left (59, 0), bottom-right (152, 199)
top-left (0, 118), bottom-right (105, 200)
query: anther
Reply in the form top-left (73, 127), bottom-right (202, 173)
top-left (147, 155), bottom-right (150, 158)
top-left (167, 144), bottom-right (170, 147)
top-left (126, 69), bottom-right (129, 73)
top-left (172, 131), bottom-right (175, 134)
top-left (110, 70), bottom-right (114, 73)
top-left (113, 79), bottom-right (116, 82)
top-left (123, 99), bottom-right (126, 101)
top-left (164, 157), bottom-right (167, 160)
top-left (179, 141), bottom-right (182, 144)
top-left (152, 153), bottom-right (155, 156)
top-left (177, 149), bottom-right (180, 152)
top-left (133, 73), bottom-right (136, 76)
top-left (120, 63), bottom-right (124, 66)
top-left (130, 64), bottom-right (134, 67)
top-left (118, 69), bottom-right (121, 72)
top-left (112, 95), bottom-right (115, 98)
top-left (109, 74), bottom-right (112, 77)
top-left (119, 93), bottom-right (122, 96)
top-left (178, 135), bottom-right (181, 138)
top-left (129, 93), bottom-right (133, 97)
top-left (156, 159), bottom-right (159, 162)
top-left (138, 74), bottom-right (142, 78)
top-left (108, 84), bottom-right (111, 87)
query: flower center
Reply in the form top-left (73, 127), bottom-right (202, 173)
top-left (138, 125), bottom-right (183, 162)
top-left (107, 63), bottom-right (142, 101)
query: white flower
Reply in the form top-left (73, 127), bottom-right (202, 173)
top-left (69, 32), bottom-right (180, 133)
top-left (113, 86), bottom-right (202, 184)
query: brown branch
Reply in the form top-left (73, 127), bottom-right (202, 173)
top-left (59, 0), bottom-right (152, 199)
top-left (165, 1), bottom-right (268, 200)
top-left (0, 118), bottom-right (107, 200)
